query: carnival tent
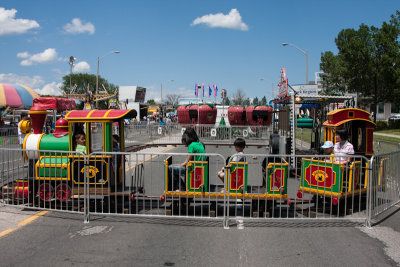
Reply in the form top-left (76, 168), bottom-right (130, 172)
top-left (0, 83), bottom-right (39, 108)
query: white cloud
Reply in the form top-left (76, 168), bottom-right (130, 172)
top-left (0, 7), bottom-right (40, 36)
top-left (63, 18), bottom-right (95, 35)
top-left (73, 61), bottom-right (90, 72)
top-left (0, 73), bottom-right (44, 88)
top-left (191, 8), bottom-right (248, 31)
top-left (0, 73), bottom-right (62, 96)
top-left (18, 48), bottom-right (59, 66)
top-left (35, 82), bottom-right (63, 96)
top-left (17, 51), bottom-right (30, 58)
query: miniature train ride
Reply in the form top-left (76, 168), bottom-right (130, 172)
top-left (4, 98), bottom-right (384, 217)
top-left (11, 97), bottom-right (139, 204)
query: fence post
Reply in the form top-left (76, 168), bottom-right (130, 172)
top-left (223, 163), bottom-right (229, 229)
top-left (365, 156), bottom-right (374, 228)
top-left (84, 153), bottom-right (90, 223)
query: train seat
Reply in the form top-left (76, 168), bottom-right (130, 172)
top-left (227, 161), bottom-right (248, 193)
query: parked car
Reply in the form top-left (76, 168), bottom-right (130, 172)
top-left (388, 114), bottom-right (400, 121)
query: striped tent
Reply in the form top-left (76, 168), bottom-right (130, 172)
top-left (0, 83), bottom-right (39, 108)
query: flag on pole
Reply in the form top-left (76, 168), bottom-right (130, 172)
top-left (201, 83), bottom-right (204, 97)
top-left (195, 83), bottom-right (197, 96)
top-left (208, 85), bottom-right (212, 97)
top-left (214, 84), bottom-right (218, 97)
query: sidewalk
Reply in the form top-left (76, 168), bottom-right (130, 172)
top-left (374, 132), bottom-right (400, 139)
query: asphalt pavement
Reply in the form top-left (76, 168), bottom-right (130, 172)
top-left (0, 205), bottom-right (399, 266)
top-left (0, 141), bottom-right (399, 266)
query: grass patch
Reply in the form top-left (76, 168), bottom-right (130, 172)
top-left (295, 128), bottom-right (313, 144)
top-left (375, 129), bottom-right (400, 135)
top-left (373, 135), bottom-right (400, 143)
top-left (373, 135), bottom-right (400, 154)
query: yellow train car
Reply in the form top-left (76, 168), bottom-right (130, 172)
top-left (162, 155), bottom-right (289, 216)
top-left (297, 108), bottom-right (382, 212)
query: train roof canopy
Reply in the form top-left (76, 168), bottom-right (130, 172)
top-left (323, 108), bottom-right (375, 127)
top-left (65, 109), bottom-right (137, 121)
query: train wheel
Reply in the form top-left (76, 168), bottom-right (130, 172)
top-left (38, 183), bottom-right (54, 201)
top-left (55, 184), bottom-right (71, 201)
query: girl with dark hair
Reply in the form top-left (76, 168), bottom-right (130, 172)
top-left (74, 133), bottom-right (86, 154)
top-left (334, 128), bottom-right (354, 163)
top-left (168, 127), bottom-right (205, 191)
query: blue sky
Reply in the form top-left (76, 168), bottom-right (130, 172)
top-left (0, 0), bottom-right (398, 102)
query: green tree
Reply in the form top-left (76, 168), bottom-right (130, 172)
top-left (320, 11), bottom-right (400, 118)
top-left (319, 51), bottom-right (346, 95)
top-left (261, 96), bottom-right (267, 105)
top-left (61, 73), bottom-right (118, 109)
top-left (146, 99), bottom-right (156, 105)
top-left (243, 98), bottom-right (251, 106)
top-left (252, 97), bottom-right (259, 105)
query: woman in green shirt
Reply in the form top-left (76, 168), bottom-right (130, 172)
top-left (168, 127), bottom-right (205, 191)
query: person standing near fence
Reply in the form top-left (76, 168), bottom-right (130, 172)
top-left (18, 113), bottom-right (29, 146)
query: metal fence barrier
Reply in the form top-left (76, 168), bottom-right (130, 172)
top-left (0, 127), bottom-right (19, 148)
top-left (84, 151), bottom-right (226, 223)
top-left (376, 140), bottom-right (400, 154)
top-left (1, 147), bottom-right (400, 228)
top-left (0, 148), bottom-right (86, 216)
top-left (368, 151), bottom-right (400, 226)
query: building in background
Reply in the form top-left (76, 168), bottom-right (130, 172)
top-left (119, 86), bottom-right (146, 105)
top-left (119, 86), bottom-right (147, 120)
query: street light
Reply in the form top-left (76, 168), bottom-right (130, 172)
top-left (160, 80), bottom-right (174, 104)
top-left (69, 56), bottom-right (76, 93)
top-left (96, 50), bottom-right (120, 108)
top-left (282, 43), bottom-right (308, 84)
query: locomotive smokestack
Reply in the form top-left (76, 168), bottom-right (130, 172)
top-left (28, 105), bottom-right (47, 134)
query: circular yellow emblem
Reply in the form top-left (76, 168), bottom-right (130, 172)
top-left (312, 170), bottom-right (327, 182)
top-left (81, 166), bottom-right (100, 179)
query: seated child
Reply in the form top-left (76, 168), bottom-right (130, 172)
top-left (168, 127), bottom-right (205, 191)
top-left (218, 138), bottom-right (246, 182)
top-left (74, 132), bottom-right (86, 154)
top-left (319, 140), bottom-right (334, 161)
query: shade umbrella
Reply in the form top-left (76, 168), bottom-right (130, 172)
top-left (0, 83), bottom-right (40, 108)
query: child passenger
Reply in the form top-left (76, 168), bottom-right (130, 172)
top-left (218, 138), bottom-right (246, 182)
top-left (168, 127), bottom-right (205, 191)
top-left (74, 133), bottom-right (86, 154)
top-left (321, 140), bottom-right (334, 155)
